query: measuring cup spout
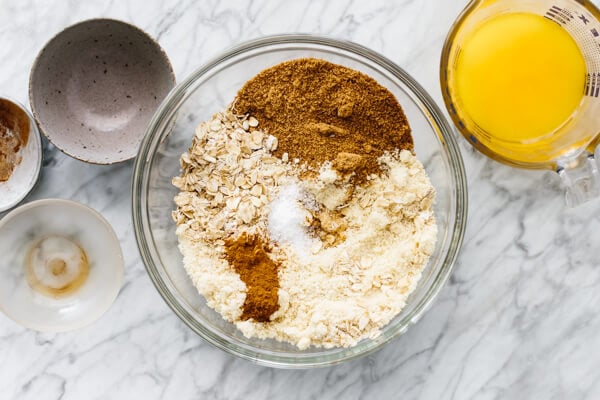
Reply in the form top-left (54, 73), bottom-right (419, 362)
top-left (558, 151), bottom-right (600, 207)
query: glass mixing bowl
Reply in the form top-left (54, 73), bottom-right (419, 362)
top-left (132, 35), bottom-right (467, 368)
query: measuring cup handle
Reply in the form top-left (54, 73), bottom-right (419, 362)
top-left (558, 150), bottom-right (600, 207)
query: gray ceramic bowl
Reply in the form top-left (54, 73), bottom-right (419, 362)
top-left (29, 18), bottom-right (175, 164)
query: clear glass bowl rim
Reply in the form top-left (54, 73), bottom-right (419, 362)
top-left (132, 34), bottom-right (468, 368)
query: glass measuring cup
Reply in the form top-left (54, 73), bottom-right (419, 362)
top-left (441, 0), bottom-right (600, 206)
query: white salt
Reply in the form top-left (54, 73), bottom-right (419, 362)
top-left (268, 183), bottom-right (317, 259)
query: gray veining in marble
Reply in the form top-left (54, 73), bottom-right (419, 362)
top-left (2, 0), bottom-right (600, 399)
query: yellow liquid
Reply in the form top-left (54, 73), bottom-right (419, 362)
top-left (454, 12), bottom-right (586, 161)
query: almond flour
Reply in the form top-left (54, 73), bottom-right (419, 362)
top-left (237, 151), bottom-right (437, 349)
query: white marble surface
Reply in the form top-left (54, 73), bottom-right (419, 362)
top-left (2, 0), bottom-right (600, 398)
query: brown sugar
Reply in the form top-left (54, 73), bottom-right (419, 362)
top-left (233, 58), bottom-right (413, 182)
top-left (224, 233), bottom-right (280, 322)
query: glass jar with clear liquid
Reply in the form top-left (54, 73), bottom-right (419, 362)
top-left (441, 0), bottom-right (600, 206)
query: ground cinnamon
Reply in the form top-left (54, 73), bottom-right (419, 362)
top-left (0, 99), bottom-right (30, 182)
top-left (224, 233), bottom-right (280, 322)
top-left (234, 58), bottom-right (413, 182)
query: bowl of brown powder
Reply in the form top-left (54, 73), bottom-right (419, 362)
top-left (0, 97), bottom-right (42, 212)
top-left (132, 35), bottom-right (467, 367)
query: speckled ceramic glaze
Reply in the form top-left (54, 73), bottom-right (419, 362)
top-left (0, 97), bottom-right (42, 212)
top-left (29, 19), bottom-right (175, 164)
